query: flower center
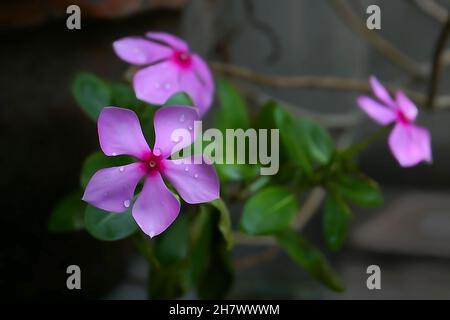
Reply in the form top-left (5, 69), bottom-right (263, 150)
top-left (396, 109), bottom-right (410, 125)
top-left (142, 149), bottom-right (165, 175)
top-left (173, 51), bottom-right (192, 69)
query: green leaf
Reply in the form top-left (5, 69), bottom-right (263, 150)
top-left (109, 83), bottom-right (142, 110)
top-left (165, 92), bottom-right (194, 106)
top-left (276, 229), bottom-right (344, 292)
top-left (215, 163), bottom-right (260, 183)
top-left (84, 205), bottom-right (138, 241)
top-left (240, 187), bottom-right (298, 235)
top-left (209, 198), bottom-right (234, 250)
top-left (273, 105), bottom-right (313, 176)
top-left (72, 72), bottom-right (111, 121)
top-left (216, 77), bottom-right (250, 131)
top-left (297, 118), bottom-right (334, 165)
top-left (80, 151), bottom-right (133, 188)
top-left (323, 194), bottom-right (351, 251)
top-left (149, 264), bottom-right (190, 299)
top-left (333, 174), bottom-right (383, 208)
top-left (154, 214), bottom-right (189, 265)
top-left (48, 191), bottom-right (85, 232)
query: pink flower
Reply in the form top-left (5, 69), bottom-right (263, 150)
top-left (113, 32), bottom-right (214, 117)
top-left (82, 106), bottom-right (220, 237)
top-left (357, 76), bottom-right (432, 167)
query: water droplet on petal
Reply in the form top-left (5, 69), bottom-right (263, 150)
top-left (153, 148), bottom-right (161, 156)
top-left (179, 114), bottom-right (185, 122)
top-left (154, 82), bottom-right (160, 89)
top-left (184, 166), bottom-right (189, 172)
top-left (119, 166), bottom-right (124, 172)
top-left (194, 173), bottom-right (199, 179)
top-left (188, 125), bottom-right (193, 131)
top-left (164, 82), bottom-right (172, 90)
top-left (172, 136), bottom-right (180, 142)
top-left (123, 200), bottom-right (131, 208)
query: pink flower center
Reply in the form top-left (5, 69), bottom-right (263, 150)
top-left (141, 149), bottom-right (165, 175)
top-left (396, 109), bottom-right (410, 125)
top-left (172, 51), bottom-right (192, 69)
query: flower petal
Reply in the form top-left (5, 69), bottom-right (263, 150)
top-left (369, 76), bottom-right (395, 107)
top-left (133, 62), bottom-right (181, 105)
top-left (113, 36), bottom-right (172, 65)
top-left (388, 123), bottom-right (432, 167)
top-left (396, 91), bottom-right (418, 122)
top-left (153, 105), bottom-right (199, 157)
top-left (98, 107), bottom-right (151, 160)
top-left (178, 54), bottom-right (214, 117)
top-left (132, 172), bottom-right (180, 237)
top-left (82, 162), bottom-right (145, 212)
top-left (162, 157), bottom-right (220, 204)
top-left (357, 96), bottom-right (396, 125)
top-left (145, 32), bottom-right (188, 52)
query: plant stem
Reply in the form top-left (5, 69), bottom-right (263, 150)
top-left (132, 232), bottom-right (160, 270)
top-left (341, 125), bottom-right (392, 158)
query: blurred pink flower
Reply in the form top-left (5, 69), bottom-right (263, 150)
top-left (357, 76), bottom-right (432, 167)
top-left (82, 106), bottom-right (219, 237)
top-left (113, 32), bottom-right (214, 117)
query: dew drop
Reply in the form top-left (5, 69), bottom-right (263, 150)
top-left (188, 125), bottom-right (193, 131)
top-left (123, 200), bottom-right (131, 208)
top-left (153, 148), bottom-right (161, 156)
top-left (119, 166), bottom-right (125, 172)
top-left (184, 166), bottom-right (189, 172)
top-left (194, 173), bottom-right (199, 179)
top-left (164, 82), bottom-right (172, 90)
top-left (154, 81), bottom-right (161, 89)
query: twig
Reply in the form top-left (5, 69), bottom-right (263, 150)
top-left (413, 0), bottom-right (448, 23)
top-left (427, 17), bottom-right (450, 109)
top-left (329, 0), bottom-right (427, 79)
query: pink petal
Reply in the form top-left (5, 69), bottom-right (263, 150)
top-left (153, 106), bottom-right (199, 158)
top-left (82, 162), bottom-right (145, 212)
top-left (162, 157), bottom-right (220, 204)
top-left (113, 37), bottom-right (172, 65)
top-left (132, 172), bottom-right (180, 237)
top-left (395, 91), bottom-right (418, 122)
top-left (133, 62), bottom-right (181, 105)
top-left (388, 123), bottom-right (432, 167)
top-left (357, 96), bottom-right (396, 125)
top-left (369, 76), bottom-right (395, 107)
top-left (98, 107), bottom-right (151, 160)
top-left (145, 32), bottom-right (188, 52)
top-left (180, 54), bottom-right (214, 116)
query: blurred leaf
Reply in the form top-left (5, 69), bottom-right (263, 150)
top-left (48, 191), bottom-right (85, 232)
top-left (276, 229), bottom-right (344, 292)
top-left (154, 214), bottom-right (189, 265)
top-left (273, 105), bottom-right (313, 177)
top-left (80, 151), bottom-right (133, 188)
top-left (257, 100), bottom-right (278, 129)
top-left (109, 83), bottom-right (142, 111)
top-left (165, 92), bottom-right (194, 106)
top-left (84, 205), bottom-right (138, 241)
top-left (298, 118), bottom-right (334, 165)
top-left (72, 72), bottom-right (110, 121)
top-left (333, 174), bottom-right (383, 208)
top-left (215, 162), bottom-right (260, 183)
top-left (216, 77), bottom-right (250, 131)
top-left (240, 187), bottom-right (298, 235)
top-left (209, 198), bottom-right (234, 250)
top-left (149, 264), bottom-right (190, 299)
top-left (323, 194), bottom-right (351, 251)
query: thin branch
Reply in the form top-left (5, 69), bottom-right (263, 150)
top-left (329, 0), bottom-right (427, 79)
top-left (211, 61), bottom-right (427, 104)
top-left (413, 0), bottom-right (448, 23)
top-left (427, 17), bottom-right (450, 109)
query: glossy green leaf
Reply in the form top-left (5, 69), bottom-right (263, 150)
top-left (297, 118), bottom-right (334, 165)
top-left (84, 205), bottom-right (138, 241)
top-left (109, 83), bottom-right (142, 111)
top-left (323, 194), bottom-right (351, 251)
top-left (165, 92), bottom-right (194, 106)
top-left (80, 151), bottom-right (133, 188)
top-left (72, 72), bottom-right (110, 121)
top-left (334, 174), bottom-right (383, 207)
top-left (240, 187), bottom-right (298, 235)
top-left (216, 77), bottom-right (250, 131)
top-left (48, 191), bottom-right (85, 232)
top-left (154, 214), bottom-right (189, 265)
top-left (276, 229), bottom-right (344, 292)
top-left (209, 198), bottom-right (234, 250)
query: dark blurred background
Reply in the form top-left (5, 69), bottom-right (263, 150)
top-left (1, 0), bottom-right (450, 299)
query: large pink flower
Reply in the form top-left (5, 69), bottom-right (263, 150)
top-left (113, 32), bottom-right (214, 117)
top-left (82, 106), bottom-right (220, 237)
top-left (357, 76), bottom-right (432, 167)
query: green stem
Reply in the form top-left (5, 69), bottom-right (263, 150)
top-left (341, 125), bottom-right (392, 158)
top-left (132, 232), bottom-right (160, 270)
